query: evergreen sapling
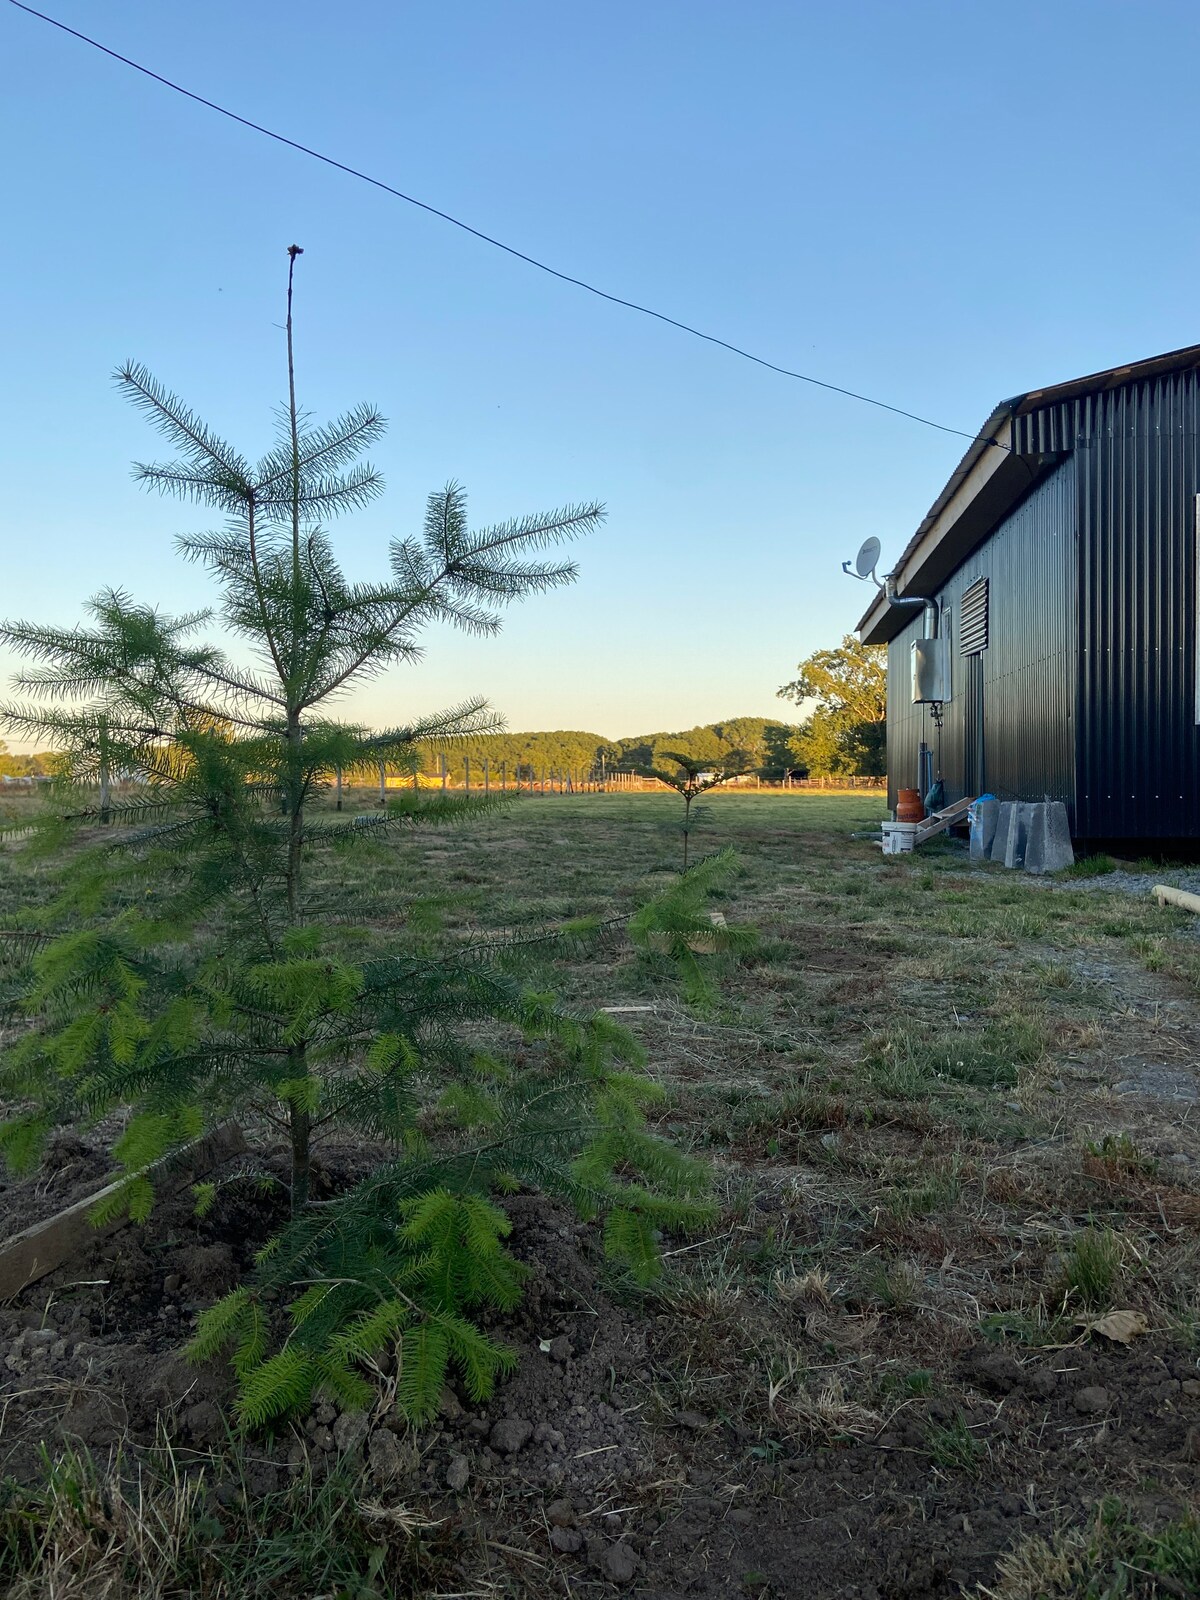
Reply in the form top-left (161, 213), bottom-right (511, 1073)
top-left (647, 749), bottom-right (752, 869)
top-left (0, 250), bottom-right (722, 1426)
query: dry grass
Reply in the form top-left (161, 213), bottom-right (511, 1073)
top-left (0, 1436), bottom-right (440, 1600)
top-left (979, 1500), bottom-right (1200, 1598)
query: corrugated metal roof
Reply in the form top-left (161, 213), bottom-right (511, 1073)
top-left (857, 341), bottom-right (1200, 643)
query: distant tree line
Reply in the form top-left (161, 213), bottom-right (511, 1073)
top-left (2, 640), bottom-right (887, 786)
top-left (403, 640), bottom-right (888, 784)
top-left (0, 740), bottom-right (58, 778)
top-left (406, 718), bottom-right (800, 783)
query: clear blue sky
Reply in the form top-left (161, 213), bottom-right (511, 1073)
top-left (3, 0), bottom-right (1199, 745)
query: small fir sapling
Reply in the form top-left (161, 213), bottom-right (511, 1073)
top-left (647, 749), bottom-right (752, 869)
top-left (0, 248), bottom-right (721, 1426)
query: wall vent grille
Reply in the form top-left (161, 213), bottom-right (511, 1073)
top-left (961, 577), bottom-right (989, 655)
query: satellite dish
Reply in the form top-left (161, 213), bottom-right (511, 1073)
top-left (854, 537), bottom-right (881, 581)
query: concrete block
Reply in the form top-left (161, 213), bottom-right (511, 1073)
top-left (1013, 803), bottom-right (1039, 869)
top-left (1022, 806), bottom-right (1047, 875)
top-left (990, 802), bottom-right (1026, 867)
top-left (970, 797), bottom-right (1000, 861)
top-left (1024, 801), bottom-right (1073, 875)
top-left (988, 802), bottom-right (1011, 863)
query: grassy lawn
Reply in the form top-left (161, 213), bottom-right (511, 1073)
top-left (2, 791), bottom-right (1199, 1597)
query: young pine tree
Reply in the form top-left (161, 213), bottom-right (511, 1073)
top-left (0, 249), bottom-right (715, 1425)
top-left (648, 749), bottom-right (752, 869)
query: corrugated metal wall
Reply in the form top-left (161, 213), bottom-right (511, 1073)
top-left (887, 457), bottom-right (1077, 816)
top-left (1022, 371), bottom-right (1200, 838)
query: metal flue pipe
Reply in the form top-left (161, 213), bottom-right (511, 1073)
top-left (885, 574), bottom-right (939, 638)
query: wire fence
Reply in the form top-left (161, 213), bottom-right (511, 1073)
top-left (375, 761), bottom-right (886, 796)
top-left (0, 765), bottom-right (886, 807)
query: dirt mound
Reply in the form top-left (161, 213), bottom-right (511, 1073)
top-left (3, 1142), bottom-right (1198, 1596)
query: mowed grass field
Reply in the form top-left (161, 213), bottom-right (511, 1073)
top-left (2, 789), bottom-right (1200, 1598)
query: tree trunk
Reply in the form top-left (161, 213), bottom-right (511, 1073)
top-left (97, 716), bottom-right (112, 825)
top-left (283, 704), bottom-right (312, 1211)
top-left (288, 1045), bottom-right (311, 1214)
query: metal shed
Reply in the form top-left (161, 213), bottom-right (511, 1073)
top-left (858, 344), bottom-right (1200, 843)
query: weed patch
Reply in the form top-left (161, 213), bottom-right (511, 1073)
top-left (982, 1499), bottom-right (1200, 1599)
top-left (863, 1015), bottom-right (1045, 1097)
top-left (1060, 1228), bottom-right (1124, 1310)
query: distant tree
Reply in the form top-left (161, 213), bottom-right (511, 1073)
top-left (759, 724), bottom-right (808, 782)
top-left (778, 636), bottom-right (886, 778)
top-left (405, 730), bottom-right (620, 785)
top-left (392, 718), bottom-right (811, 787)
top-left (709, 718), bottom-right (775, 767)
top-left (0, 740), bottom-right (58, 779)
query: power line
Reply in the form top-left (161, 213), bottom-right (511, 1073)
top-left (8, 0), bottom-right (1000, 450)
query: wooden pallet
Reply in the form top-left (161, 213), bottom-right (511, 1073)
top-left (913, 796), bottom-right (973, 846)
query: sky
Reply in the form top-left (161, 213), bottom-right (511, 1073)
top-left (3, 0), bottom-right (1200, 746)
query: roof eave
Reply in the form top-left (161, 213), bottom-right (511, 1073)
top-left (857, 402), bottom-right (1018, 645)
top-left (856, 340), bottom-right (1200, 648)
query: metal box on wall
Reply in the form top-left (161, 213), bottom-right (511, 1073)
top-left (911, 637), bottom-right (950, 704)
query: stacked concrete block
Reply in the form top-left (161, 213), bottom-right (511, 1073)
top-left (989, 802), bottom-right (1026, 868)
top-left (986, 800), bottom-right (1074, 874)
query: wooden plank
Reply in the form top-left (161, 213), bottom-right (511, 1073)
top-left (0, 1122), bottom-right (247, 1300)
top-left (913, 796), bottom-right (973, 845)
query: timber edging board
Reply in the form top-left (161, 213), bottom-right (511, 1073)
top-left (0, 1122), bottom-right (247, 1300)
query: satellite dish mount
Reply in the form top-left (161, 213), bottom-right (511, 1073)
top-left (842, 536), bottom-right (883, 590)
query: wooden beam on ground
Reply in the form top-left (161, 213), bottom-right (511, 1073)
top-left (913, 796), bottom-right (973, 846)
top-left (0, 1122), bottom-right (247, 1300)
top-left (1153, 884), bottom-right (1200, 915)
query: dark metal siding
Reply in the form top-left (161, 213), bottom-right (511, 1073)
top-left (886, 457), bottom-right (1077, 816)
top-left (1060, 372), bottom-right (1200, 838)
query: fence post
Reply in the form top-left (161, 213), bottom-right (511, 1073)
top-left (335, 766), bottom-right (343, 811)
top-left (483, 758), bottom-right (490, 795)
top-left (464, 756), bottom-right (471, 793)
top-left (440, 754), bottom-right (447, 794)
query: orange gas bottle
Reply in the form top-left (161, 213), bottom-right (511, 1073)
top-left (896, 788), bottom-right (925, 823)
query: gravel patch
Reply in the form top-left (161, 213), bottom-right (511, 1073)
top-left (1056, 867), bottom-right (1200, 897)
